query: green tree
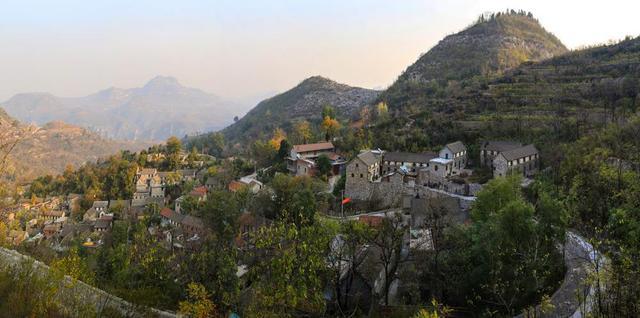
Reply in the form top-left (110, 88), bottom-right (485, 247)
top-left (178, 282), bottom-right (219, 318)
top-left (247, 220), bottom-right (332, 317)
top-left (316, 154), bottom-right (332, 176)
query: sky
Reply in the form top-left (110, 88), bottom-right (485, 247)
top-left (1, 0), bottom-right (639, 105)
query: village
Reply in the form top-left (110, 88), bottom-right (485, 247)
top-left (0, 137), bottom-right (540, 253)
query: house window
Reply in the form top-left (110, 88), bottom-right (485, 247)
top-left (434, 165), bottom-right (438, 171)
top-left (355, 163), bottom-right (359, 168)
top-left (360, 174), bottom-right (363, 178)
top-left (445, 153), bottom-right (449, 159)
top-left (351, 173), bottom-right (354, 178)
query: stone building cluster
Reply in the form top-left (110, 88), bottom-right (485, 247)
top-left (345, 140), bottom-right (539, 208)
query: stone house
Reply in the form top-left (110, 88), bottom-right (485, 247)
top-left (83, 201), bottom-right (109, 222)
top-left (287, 142), bottom-right (345, 176)
top-left (493, 144), bottom-right (539, 178)
top-left (382, 152), bottom-right (437, 176)
top-left (480, 141), bottom-right (523, 168)
top-left (41, 210), bottom-right (65, 221)
top-left (94, 216), bottom-right (113, 233)
top-left (426, 157), bottom-right (455, 181)
top-left (438, 141), bottom-right (467, 174)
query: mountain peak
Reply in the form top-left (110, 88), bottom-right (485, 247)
top-left (297, 76), bottom-right (344, 90)
top-left (142, 76), bottom-right (183, 91)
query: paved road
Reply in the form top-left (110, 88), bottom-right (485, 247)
top-left (515, 231), bottom-right (607, 318)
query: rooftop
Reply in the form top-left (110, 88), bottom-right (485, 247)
top-left (293, 142), bottom-right (334, 153)
top-left (500, 144), bottom-right (539, 161)
top-left (430, 157), bottom-right (453, 164)
top-left (445, 141), bottom-right (466, 153)
top-left (384, 151), bottom-right (437, 163)
top-left (481, 140), bottom-right (523, 152)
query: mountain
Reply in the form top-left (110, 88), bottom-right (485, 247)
top-left (370, 33), bottom-right (640, 156)
top-left (0, 76), bottom-right (245, 141)
top-left (219, 76), bottom-right (380, 146)
top-left (0, 108), bottom-right (147, 181)
top-left (382, 11), bottom-right (567, 109)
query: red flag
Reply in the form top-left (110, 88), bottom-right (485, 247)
top-left (341, 197), bottom-right (351, 205)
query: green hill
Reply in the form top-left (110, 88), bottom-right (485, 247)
top-left (382, 11), bottom-right (567, 110)
top-left (194, 76), bottom-right (379, 149)
top-left (371, 35), bottom-right (640, 161)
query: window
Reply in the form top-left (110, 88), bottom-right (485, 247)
top-left (360, 174), bottom-right (363, 178)
top-left (445, 153), bottom-right (449, 159)
top-left (434, 165), bottom-right (438, 171)
top-left (351, 173), bottom-right (354, 178)
top-left (355, 163), bottom-right (359, 168)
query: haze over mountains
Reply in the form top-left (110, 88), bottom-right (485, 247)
top-left (0, 109), bottom-right (147, 180)
top-left (1, 76), bottom-right (247, 141)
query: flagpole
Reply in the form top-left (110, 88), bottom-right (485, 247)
top-left (341, 189), bottom-right (344, 218)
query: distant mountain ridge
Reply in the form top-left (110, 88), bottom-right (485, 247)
top-left (220, 76), bottom-right (380, 146)
top-left (0, 108), bottom-right (147, 181)
top-left (1, 76), bottom-right (245, 141)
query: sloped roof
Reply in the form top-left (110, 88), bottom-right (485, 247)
top-left (108, 200), bottom-right (131, 208)
top-left (190, 186), bottom-right (208, 197)
top-left (481, 140), bottom-right (523, 152)
top-left (445, 141), bottom-right (466, 153)
top-left (160, 207), bottom-right (185, 223)
top-left (92, 201), bottom-right (108, 208)
top-left (356, 151), bottom-right (380, 166)
top-left (384, 152), bottom-right (437, 164)
top-left (500, 144), bottom-right (539, 161)
top-left (293, 142), bottom-right (334, 153)
top-left (138, 168), bottom-right (157, 175)
top-left (181, 215), bottom-right (204, 229)
top-left (228, 181), bottom-right (246, 192)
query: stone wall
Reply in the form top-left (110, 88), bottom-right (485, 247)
top-left (0, 247), bottom-right (177, 318)
top-left (346, 173), bottom-right (413, 209)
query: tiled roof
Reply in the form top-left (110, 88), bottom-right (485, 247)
top-left (500, 144), bottom-right (539, 161)
top-left (139, 168), bottom-right (157, 175)
top-left (481, 141), bottom-right (523, 152)
top-left (181, 215), bottom-right (204, 229)
top-left (356, 151), bottom-right (380, 166)
top-left (160, 208), bottom-right (185, 223)
top-left (94, 218), bottom-right (112, 229)
top-left (190, 186), bottom-right (208, 197)
top-left (293, 142), bottom-right (334, 153)
top-left (228, 181), bottom-right (246, 192)
top-left (445, 141), bottom-right (466, 153)
top-left (92, 201), bottom-right (108, 208)
top-left (383, 152), bottom-right (437, 164)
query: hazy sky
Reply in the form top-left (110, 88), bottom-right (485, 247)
top-left (1, 0), bottom-right (639, 104)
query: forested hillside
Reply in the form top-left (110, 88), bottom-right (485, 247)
top-left (188, 76), bottom-right (379, 151)
top-left (382, 11), bottom-right (567, 109)
top-left (372, 35), bottom-right (640, 162)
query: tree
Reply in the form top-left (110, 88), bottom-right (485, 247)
top-left (179, 282), bottom-right (219, 318)
top-left (322, 105), bottom-right (337, 120)
top-left (371, 213), bottom-right (407, 306)
top-left (268, 128), bottom-right (287, 151)
top-left (247, 220), bottom-right (332, 317)
top-left (209, 132), bottom-right (225, 157)
top-left (166, 136), bottom-right (182, 155)
top-left (321, 116), bottom-right (341, 141)
top-left (51, 247), bottom-right (95, 285)
top-left (327, 220), bottom-right (375, 313)
top-left (293, 120), bottom-right (313, 144)
top-left (316, 154), bottom-right (332, 176)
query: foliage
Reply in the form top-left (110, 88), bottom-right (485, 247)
top-left (246, 219), bottom-right (333, 317)
top-left (179, 283), bottom-right (220, 318)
